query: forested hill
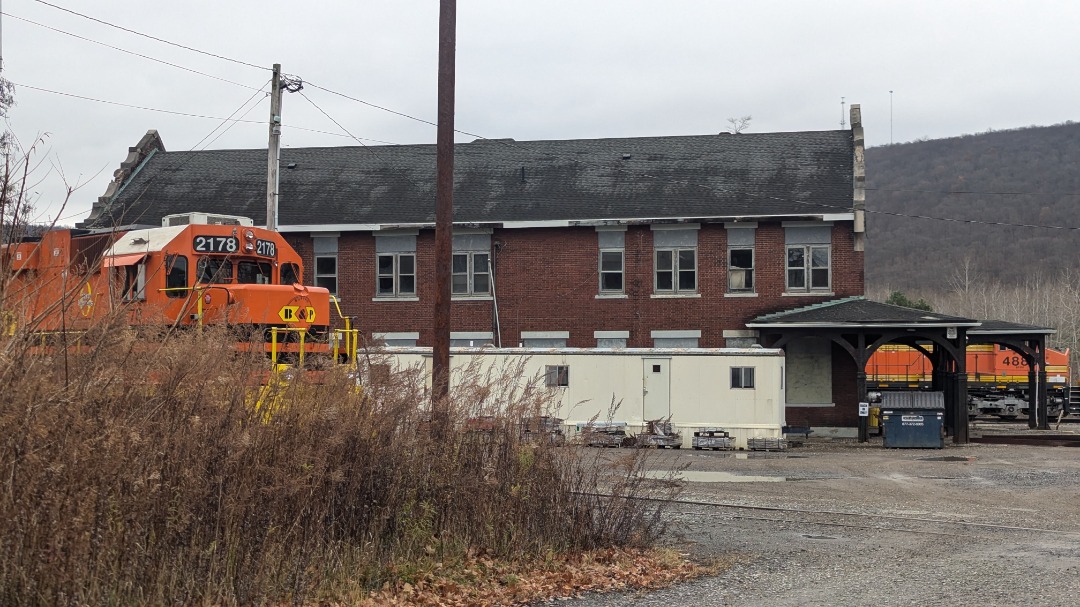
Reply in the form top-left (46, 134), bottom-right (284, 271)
top-left (864, 121), bottom-right (1080, 289)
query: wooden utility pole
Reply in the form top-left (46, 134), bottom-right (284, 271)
top-left (266, 63), bottom-right (283, 231)
top-left (432, 0), bottom-right (457, 436)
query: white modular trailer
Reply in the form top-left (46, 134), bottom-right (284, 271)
top-left (380, 347), bottom-right (786, 449)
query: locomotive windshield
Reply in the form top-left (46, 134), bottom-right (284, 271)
top-left (236, 261), bottom-right (273, 284)
top-left (196, 257), bottom-right (233, 284)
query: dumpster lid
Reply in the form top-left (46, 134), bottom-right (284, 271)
top-left (880, 391), bottom-right (945, 410)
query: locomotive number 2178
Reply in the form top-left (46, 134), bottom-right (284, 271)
top-left (193, 236), bottom-right (239, 253)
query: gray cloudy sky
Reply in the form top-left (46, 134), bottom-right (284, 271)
top-left (3, 0), bottom-right (1078, 224)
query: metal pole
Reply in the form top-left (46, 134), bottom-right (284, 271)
top-left (432, 0), bottom-right (456, 436)
top-left (266, 63), bottom-right (283, 231)
top-left (889, 90), bottom-right (894, 145)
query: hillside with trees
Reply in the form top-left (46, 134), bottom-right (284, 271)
top-left (865, 121), bottom-right (1080, 290)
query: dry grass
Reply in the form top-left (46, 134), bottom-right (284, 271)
top-left (0, 322), bottom-right (678, 606)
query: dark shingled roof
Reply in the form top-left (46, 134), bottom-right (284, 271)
top-left (748, 296), bottom-right (980, 327)
top-left (968, 320), bottom-right (1055, 335)
top-left (81, 130), bottom-right (855, 228)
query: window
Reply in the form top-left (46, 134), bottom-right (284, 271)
top-left (731, 367), bottom-right (755, 389)
top-left (599, 250), bottom-right (624, 293)
top-left (655, 249), bottom-right (696, 293)
top-left (651, 330), bottom-right (700, 348)
top-left (452, 252), bottom-right (490, 295)
top-left (165, 255), bottom-right (187, 298)
top-left (237, 261), bottom-right (272, 284)
top-left (374, 332), bottom-right (419, 347)
top-left (786, 245), bottom-right (830, 291)
top-left (122, 263), bottom-right (147, 301)
top-left (726, 225), bottom-right (755, 293)
top-left (281, 263), bottom-right (300, 286)
top-left (450, 332), bottom-right (493, 347)
top-left (521, 331), bottom-right (569, 348)
top-left (377, 253), bottom-right (416, 297)
top-left (597, 228), bottom-right (625, 294)
top-left (545, 365), bottom-right (569, 387)
top-left (196, 257), bottom-right (232, 284)
top-left (784, 224), bottom-right (831, 292)
top-left (652, 226), bottom-right (698, 295)
top-left (595, 330), bottom-right (629, 348)
top-left (313, 236), bottom-right (338, 295)
top-left (375, 232), bottom-right (418, 298)
top-left (728, 248), bottom-right (754, 292)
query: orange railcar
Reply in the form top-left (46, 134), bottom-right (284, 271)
top-left (2, 217), bottom-right (356, 363)
top-left (866, 344), bottom-right (1070, 418)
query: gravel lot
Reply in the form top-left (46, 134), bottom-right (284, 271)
top-left (565, 423), bottom-right (1080, 606)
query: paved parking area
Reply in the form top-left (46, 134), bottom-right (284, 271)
top-left (567, 432), bottom-right (1080, 606)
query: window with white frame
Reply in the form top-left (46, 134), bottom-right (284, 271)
top-left (313, 235), bottom-right (338, 295)
top-left (727, 226), bottom-right (755, 293)
top-left (545, 365), bottom-right (569, 387)
top-left (731, 366), bottom-right (755, 389)
top-left (785, 225), bottom-right (831, 292)
top-left (653, 226), bottom-right (698, 294)
top-left (597, 228), bottom-right (625, 294)
top-left (452, 232), bottom-right (491, 296)
top-left (375, 232), bottom-right (417, 298)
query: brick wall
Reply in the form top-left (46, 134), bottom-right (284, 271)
top-left (289, 220), bottom-right (864, 348)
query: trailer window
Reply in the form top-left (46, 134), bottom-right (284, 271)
top-left (196, 257), bottom-right (233, 284)
top-left (165, 255), bottom-right (188, 298)
top-left (281, 263), bottom-right (300, 286)
top-left (237, 261), bottom-right (273, 284)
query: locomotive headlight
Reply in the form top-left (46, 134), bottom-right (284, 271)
top-left (204, 294), bottom-right (212, 305)
top-left (244, 242), bottom-right (255, 252)
top-left (244, 229), bottom-right (255, 240)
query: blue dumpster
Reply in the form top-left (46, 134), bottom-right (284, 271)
top-left (880, 391), bottom-right (945, 449)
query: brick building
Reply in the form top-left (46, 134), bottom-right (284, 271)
top-left (82, 106), bottom-right (868, 427)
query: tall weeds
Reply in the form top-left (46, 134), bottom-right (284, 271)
top-left (0, 325), bottom-right (673, 606)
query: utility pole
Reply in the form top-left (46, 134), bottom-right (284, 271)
top-left (266, 63), bottom-right (283, 231)
top-left (432, 0), bottom-right (457, 438)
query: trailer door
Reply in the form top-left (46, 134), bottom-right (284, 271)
top-left (643, 358), bottom-right (671, 420)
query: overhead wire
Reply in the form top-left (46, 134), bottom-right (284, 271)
top-left (31, 0), bottom-right (267, 71)
top-left (1, 11), bottom-right (263, 91)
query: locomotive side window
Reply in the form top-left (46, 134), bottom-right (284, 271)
top-left (237, 261), bottom-right (273, 284)
top-left (165, 255), bottom-right (188, 298)
top-left (197, 257), bottom-right (233, 284)
top-left (281, 262), bottom-right (300, 286)
top-left (122, 263), bottom-right (147, 302)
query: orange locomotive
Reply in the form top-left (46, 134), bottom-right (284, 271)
top-left (2, 213), bottom-right (356, 364)
top-left (866, 344), bottom-right (1071, 419)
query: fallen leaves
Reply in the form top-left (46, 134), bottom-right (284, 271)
top-left (335, 547), bottom-right (734, 606)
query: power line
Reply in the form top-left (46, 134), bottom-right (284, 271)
top-left (31, 0), bottom-right (266, 71)
top-left (9, 80), bottom-right (368, 139)
top-left (2, 11), bottom-right (262, 91)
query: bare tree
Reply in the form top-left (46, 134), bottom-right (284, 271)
top-left (724, 115), bottom-right (752, 134)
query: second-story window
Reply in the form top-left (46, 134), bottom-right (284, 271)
top-left (452, 231), bottom-right (492, 297)
top-left (727, 225), bottom-right (755, 293)
top-left (313, 235), bottom-right (338, 295)
top-left (596, 227), bottom-right (626, 294)
top-left (652, 225), bottom-right (699, 294)
top-left (375, 231), bottom-right (418, 299)
top-left (784, 225), bottom-right (832, 293)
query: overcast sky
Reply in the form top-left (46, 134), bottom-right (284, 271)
top-left (3, 0), bottom-right (1078, 224)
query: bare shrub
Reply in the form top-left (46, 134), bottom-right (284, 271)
top-left (0, 326), bottom-right (675, 605)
